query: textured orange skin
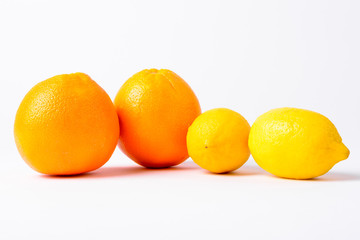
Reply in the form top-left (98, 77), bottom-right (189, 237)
top-left (114, 69), bottom-right (201, 168)
top-left (14, 73), bottom-right (119, 175)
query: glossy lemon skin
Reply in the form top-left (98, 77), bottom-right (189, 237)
top-left (249, 107), bottom-right (350, 179)
top-left (187, 108), bottom-right (250, 173)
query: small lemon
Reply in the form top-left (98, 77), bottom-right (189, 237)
top-left (249, 107), bottom-right (350, 179)
top-left (186, 108), bottom-right (250, 173)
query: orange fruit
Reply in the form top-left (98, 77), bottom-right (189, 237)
top-left (114, 69), bottom-right (201, 168)
top-left (14, 73), bottom-right (119, 175)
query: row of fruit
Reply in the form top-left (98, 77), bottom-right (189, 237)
top-left (14, 69), bottom-right (349, 179)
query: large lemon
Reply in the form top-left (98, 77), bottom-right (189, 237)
top-left (186, 108), bottom-right (250, 173)
top-left (249, 107), bottom-right (350, 179)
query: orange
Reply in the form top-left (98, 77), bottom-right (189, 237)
top-left (114, 69), bottom-right (201, 168)
top-left (14, 73), bottom-right (119, 175)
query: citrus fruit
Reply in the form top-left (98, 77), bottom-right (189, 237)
top-left (186, 108), bottom-right (251, 173)
top-left (14, 73), bottom-right (119, 175)
top-left (114, 69), bottom-right (201, 168)
top-left (248, 107), bottom-right (350, 179)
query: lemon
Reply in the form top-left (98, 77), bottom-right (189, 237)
top-left (186, 108), bottom-right (250, 173)
top-left (249, 107), bottom-right (350, 179)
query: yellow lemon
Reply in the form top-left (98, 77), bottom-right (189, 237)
top-left (186, 108), bottom-right (250, 173)
top-left (249, 107), bottom-right (350, 179)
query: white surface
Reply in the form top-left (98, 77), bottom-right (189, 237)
top-left (0, 0), bottom-right (359, 239)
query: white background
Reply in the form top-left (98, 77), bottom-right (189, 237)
top-left (0, 0), bottom-right (359, 239)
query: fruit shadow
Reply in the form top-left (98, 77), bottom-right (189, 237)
top-left (40, 161), bottom-right (360, 181)
top-left (314, 172), bottom-right (360, 181)
top-left (204, 165), bottom-right (266, 177)
top-left (266, 171), bottom-right (360, 182)
top-left (204, 165), bottom-right (360, 181)
top-left (40, 160), bottom-right (201, 179)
